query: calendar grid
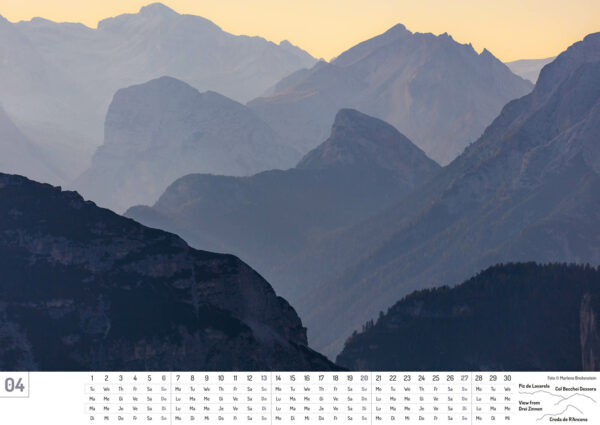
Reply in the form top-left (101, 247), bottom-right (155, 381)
top-left (74, 371), bottom-right (600, 424)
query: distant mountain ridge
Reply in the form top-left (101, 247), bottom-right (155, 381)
top-left (278, 32), bottom-right (600, 357)
top-left (249, 24), bottom-right (533, 164)
top-left (75, 76), bottom-right (299, 212)
top-left (0, 3), bottom-right (316, 182)
top-left (0, 172), bottom-right (336, 371)
top-left (337, 263), bottom-right (600, 371)
top-left (126, 109), bottom-right (440, 304)
top-left (505, 57), bottom-right (556, 83)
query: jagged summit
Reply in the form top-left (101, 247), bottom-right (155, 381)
top-left (278, 39), bottom-right (314, 59)
top-left (249, 22), bottom-right (533, 165)
top-left (383, 23), bottom-right (408, 36)
top-left (479, 48), bottom-right (495, 58)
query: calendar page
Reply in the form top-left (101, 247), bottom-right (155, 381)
top-left (1, 2), bottom-right (599, 425)
top-left (0, 371), bottom-right (598, 424)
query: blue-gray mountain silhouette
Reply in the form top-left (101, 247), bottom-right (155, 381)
top-left (277, 33), bottom-right (600, 357)
top-left (249, 24), bottom-right (533, 164)
top-left (75, 76), bottom-right (299, 212)
top-left (125, 109), bottom-right (439, 306)
top-left (505, 57), bottom-right (555, 83)
top-left (0, 3), bottom-right (315, 182)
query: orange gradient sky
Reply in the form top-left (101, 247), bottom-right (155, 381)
top-left (1, 0), bottom-right (599, 61)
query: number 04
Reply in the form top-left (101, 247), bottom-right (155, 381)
top-left (5, 378), bottom-right (25, 393)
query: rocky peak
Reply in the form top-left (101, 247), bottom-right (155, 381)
top-left (102, 76), bottom-right (199, 148)
top-left (98, 2), bottom-right (217, 33)
top-left (278, 39), bottom-right (315, 62)
top-left (103, 76), bottom-right (240, 149)
top-left (139, 3), bottom-right (179, 17)
top-left (76, 75), bottom-right (298, 212)
top-left (297, 109), bottom-right (439, 181)
top-left (461, 34), bottom-right (600, 169)
top-left (383, 23), bottom-right (409, 37)
top-left (479, 48), bottom-right (500, 62)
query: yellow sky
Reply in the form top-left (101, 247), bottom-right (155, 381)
top-left (2, 0), bottom-right (599, 62)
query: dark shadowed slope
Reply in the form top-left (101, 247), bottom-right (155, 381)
top-left (286, 32), bottom-right (600, 357)
top-left (126, 109), bottom-right (440, 304)
top-left (75, 76), bottom-right (299, 212)
top-left (337, 263), bottom-right (600, 371)
top-left (249, 24), bottom-right (532, 164)
top-left (0, 173), bottom-right (337, 371)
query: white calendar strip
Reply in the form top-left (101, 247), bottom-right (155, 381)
top-left (0, 372), bottom-right (598, 424)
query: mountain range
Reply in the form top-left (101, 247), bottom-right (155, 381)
top-left (0, 172), bottom-right (336, 371)
top-left (249, 24), bottom-right (533, 165)
top-left (75, 76), bottom-right (299, 212)
top-left (288, 32), bottom-right (600, 357)
top-left (126, 109), bottom-right (440, 302)
top-left (1, 3), bottom-right (598, 371)
top-left (0, 3), bottom-right (315, 182)
top-left (337, 263), bottom-right (600, 371)
top-left (127, 32), bottom-right (600, 359)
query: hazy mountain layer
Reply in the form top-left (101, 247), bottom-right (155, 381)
top-left (75, 76), bottom-right (299, 212)
top-left (126, 109), bottom-right (440, 304)
top-left (337, 263), bottom-right (600, 371)
top-left (505, 57), bottom-right (556, 83)
top-left (0, 3), bottom-right (315, 180)
top-left (249, 24), bottom-right (533, 164)
top-left (282, 33), bottom-right (600, 357)
top-left (0, 105), bottom-right (62, 184)
top-left (0, 173), bottom-right (336, 371)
